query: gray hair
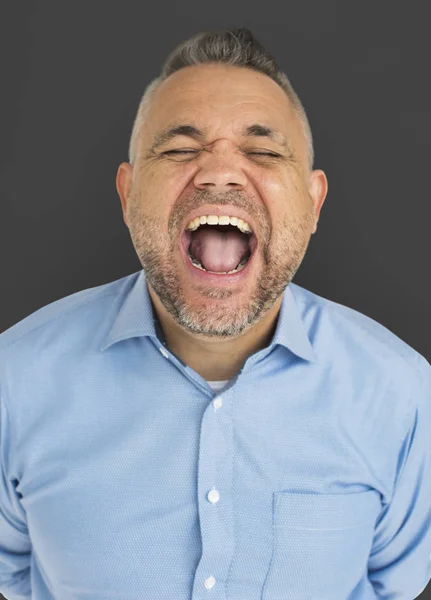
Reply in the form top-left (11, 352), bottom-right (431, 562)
top-left (128, 27), bottom-right (314, 171)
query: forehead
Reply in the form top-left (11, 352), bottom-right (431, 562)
top-left (142, 64), bottom-right (302, 145)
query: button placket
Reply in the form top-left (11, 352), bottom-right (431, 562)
top-left (192, 390), bottom-right (234, 599)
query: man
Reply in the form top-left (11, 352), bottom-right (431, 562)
top-left (0, 27), bottom-right (430, 600)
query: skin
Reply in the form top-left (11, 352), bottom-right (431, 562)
top-left (116, 63), bottom-right (328, 380)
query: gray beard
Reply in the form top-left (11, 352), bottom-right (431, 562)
top-left (126, 190), bottom-right (314, 338)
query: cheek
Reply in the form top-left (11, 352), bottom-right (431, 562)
top-left (265, 173), bottom-right (310, 214)
top-left (137, 165), bottom-right (186, 216)
top-left (261, 172), bottom-right (285, 194)
top-left (259, 177), bottom-right (295, 219)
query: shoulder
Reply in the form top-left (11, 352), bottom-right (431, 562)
top-left (290, 282), bottom-right (430, 442)
top-left (0, 270), bottom-right (140, 363)
top-left (290, 281), bottom-right (429, 386)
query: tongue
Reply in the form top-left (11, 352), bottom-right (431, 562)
top-left (189, 227), bottom-right (250, 272)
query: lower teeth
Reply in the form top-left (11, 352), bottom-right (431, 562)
top-left (188, 255), bottom-right (249, 274)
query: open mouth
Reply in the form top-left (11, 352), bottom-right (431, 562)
top-left (181, 215), bottom-right (258, 276)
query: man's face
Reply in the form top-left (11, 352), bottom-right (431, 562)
top-left (120, 64), bottom-right (326, 338)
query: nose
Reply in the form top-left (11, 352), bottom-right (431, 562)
top-left (193, 145), bottom-right (248, 192)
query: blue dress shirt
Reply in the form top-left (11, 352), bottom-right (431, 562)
top-left (1, 269), bottom-right (430, 600)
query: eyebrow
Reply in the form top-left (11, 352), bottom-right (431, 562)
top-left (149, 123), bottom-right (290, 153)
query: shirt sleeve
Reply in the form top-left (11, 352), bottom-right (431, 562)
top-left (0, 391), bottom-right (32, 600)
top-left (368, 356), bottom-right (431, 599)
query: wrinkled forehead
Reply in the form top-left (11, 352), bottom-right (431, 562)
top-left (140, 64), bottom-right (305, 152)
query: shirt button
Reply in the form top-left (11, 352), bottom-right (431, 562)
top-left (159, 347), bottom-right (169, 359)
top-left (213, 397), bottom-right (223, 409)
top-left (204, 575), bottom-right (216, 589)
top-left (207, 489), bottom-right (220, 504)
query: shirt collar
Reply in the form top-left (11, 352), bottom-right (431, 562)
top-left (100, 269), bottom-right (318, 363)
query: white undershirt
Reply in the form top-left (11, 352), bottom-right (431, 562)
top-left (207, 380), bottom-right (229, 392)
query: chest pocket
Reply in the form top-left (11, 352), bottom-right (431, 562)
top-left (261, 490), bottom-right (381, 600)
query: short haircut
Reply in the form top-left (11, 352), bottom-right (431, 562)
top-left (128, 27), bottom-right (314, 171)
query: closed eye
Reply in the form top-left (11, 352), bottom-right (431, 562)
top-left (162, 150), bottom-right (281, 157)
top-left (163, 150), bottom-right (199, 155)
top-left (248, 152), bottom-right (281, 157)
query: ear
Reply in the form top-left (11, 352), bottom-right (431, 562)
top-left (116, 162), bottom-right (134, 227)
top-left (308, 169), bottom-right (328, 233)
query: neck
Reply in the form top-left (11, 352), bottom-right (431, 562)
top-left (147, 285), bottom-right (283, 381)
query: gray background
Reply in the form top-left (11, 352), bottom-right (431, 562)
top-left (1, 1), bottom-right (430, 598)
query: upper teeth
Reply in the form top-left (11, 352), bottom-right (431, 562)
top-left (186, 215), bottom-right (252, 234)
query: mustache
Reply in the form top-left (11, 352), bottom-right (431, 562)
top-left (168, 189), bottom-right (270, 237)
